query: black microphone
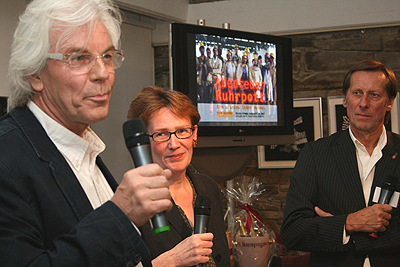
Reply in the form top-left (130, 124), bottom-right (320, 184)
top-left (368, 175), bottom-right (397, 238)
top-left (123, 118), bottom-right (170, 234)
top-left (194, 195), bottom-right (211, 267)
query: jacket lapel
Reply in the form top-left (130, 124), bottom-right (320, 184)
top-left (96, 156), bottom-right (118, 191)
top-left (188, 168), bottom-right (207, 195)
top-left (368, 131), bottom-right (400, 205)
top-left (333, 130), bottom-right (366, 210)
top-left (333, 130), bottom-right (400, 208)
top-left (166, 199), bottom-right (193, 239)
top-left (50, 155), bottom-right (94, 220)
top-left (165, 169), bottom-right (204, 239)
top-left (11, 106), bottom-right (95, 221)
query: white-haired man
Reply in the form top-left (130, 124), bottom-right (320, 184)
top-left (1, 0), bottom-right (172, 266)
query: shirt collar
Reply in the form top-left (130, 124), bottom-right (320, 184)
top-left (27, 101), bottom-right (105, 170)
top-left (348, 125), bottom-right (387, 152)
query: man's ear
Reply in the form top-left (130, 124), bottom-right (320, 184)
top-left (27, 74), bottom-right (44, 92)
top-left (343, 97), bottom-right (347, 108)
top-left (386, 98), bottom-right (394, 112)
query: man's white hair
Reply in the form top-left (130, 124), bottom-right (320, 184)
top-left (8, 0), bottom-right (122, 109)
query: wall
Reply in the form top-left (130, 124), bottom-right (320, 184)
top-left (116, 0), bottom-right (188, 22)
top-left (0, 0), bottom-right (28, 96)
top-left (154, 25), bottom-right (400, 234)
top-left (116, 0), bottom-right (400, 45)
top-left (187, 0), bottom-right (400, 35)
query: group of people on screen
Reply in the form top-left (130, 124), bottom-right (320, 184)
top-left (196, 43), bottom-right (276, 105)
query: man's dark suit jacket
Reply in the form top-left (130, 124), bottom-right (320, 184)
top-left (140, 168), bottom-right (231, 266)
top-left (0, 106), bottom-right (152, 267)
top-left (281, 129), bottom-right (400, 267)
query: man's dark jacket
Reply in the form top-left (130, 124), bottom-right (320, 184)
top-left (281, 129), bottom-right (400, 267)
top-left (0, 106), bottom-right (152, 267)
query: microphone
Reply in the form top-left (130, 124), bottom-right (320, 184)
top-left (123, 118), bottom-right (170, 234)
top-left (194, 195), bottom-right (211, 267)
top-left (368, 175), bottom-right (397, 238)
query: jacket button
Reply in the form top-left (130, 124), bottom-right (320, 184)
top-left (215, 254), bottom-right (221, 262)
top-left (134, 254), bottom-right (142, 263)
top-left (126, 261), bottom-right (134, 267)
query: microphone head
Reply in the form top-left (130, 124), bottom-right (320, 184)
top-left (383, 175), bottom-right (398, 191)
top-left (195, 195), bottom-right (211, 216)
top-left (123, 118), bottom-right (150, 149)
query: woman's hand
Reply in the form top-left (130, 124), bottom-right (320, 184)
top-left (152, 233), bottom-right (214, 267)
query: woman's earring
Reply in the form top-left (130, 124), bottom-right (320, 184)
top-left (193, 139), bottom-right (198, 148)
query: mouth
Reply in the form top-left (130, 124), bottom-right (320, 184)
top-left (86, 92), bottom-right (110, 102)
top-left (356, 113), bottom-right (371, 118)
top-left (167, 153), bottom-right (184, 161)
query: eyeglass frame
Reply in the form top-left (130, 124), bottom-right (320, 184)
top-left (47, 49), bottom-right (125, 73)
top-left (148, 127), bottom-right (196, 142)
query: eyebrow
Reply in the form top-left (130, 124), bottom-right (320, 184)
top-left (63, 45), bottom-right (116, 54)
top-left (153, 125), bottom-right (192, 132)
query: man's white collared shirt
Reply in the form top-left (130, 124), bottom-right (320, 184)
top-left (349, 125), bottom-right (387, 267)
top-left (28, 101), bottom-right (113, 209)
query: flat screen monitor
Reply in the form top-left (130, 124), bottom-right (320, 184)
top-left (171, 23), bottom-right (294, 147)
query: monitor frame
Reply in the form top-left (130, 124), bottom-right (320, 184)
top-left (170, 22), bottom-right (294, 147)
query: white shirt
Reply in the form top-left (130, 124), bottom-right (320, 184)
top-left (28, 101), bottom-right (143, 267)
top-left (225, 62), bottom-right (236, 79)
top-left (348, 125), bottom-right (387, 267)
top-left (28, 101), bottom-right (113, 209)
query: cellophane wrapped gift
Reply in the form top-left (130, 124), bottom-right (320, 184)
top-left (226, 176), bottom-right (276, 267)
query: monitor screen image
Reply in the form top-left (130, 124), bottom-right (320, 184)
top-left (171, 23), bottom-right (294, 147)
top-left (194, 33), bottom-right (278, 126)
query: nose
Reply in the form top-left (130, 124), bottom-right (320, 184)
top-left (359, 94), bottom-right (370, 108)
top-left (89, 56), bottom-right (110, 80)
top-left (167, 133), bottom-right (180, 149)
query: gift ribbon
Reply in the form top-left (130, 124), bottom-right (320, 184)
top-left (241, 203), bottom-right (264, 234)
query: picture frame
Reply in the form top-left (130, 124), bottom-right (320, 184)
top-left (327, 96), bottom-right (346, 135)
top-left (328, 93), bottom-right (399, 135)
top-left (392, 92), bottom-right (400, 134)
top-left (0, 97), bottom-right (7, 117)
top-left (257, 97), bottom-right (323, 169)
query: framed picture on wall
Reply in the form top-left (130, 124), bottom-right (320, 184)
top-left (258, 97), bottom-right (323, 169)
top-left (328, 93), bottom-right (399, 135)
top-left (327, 96), bottom-right (346, 135)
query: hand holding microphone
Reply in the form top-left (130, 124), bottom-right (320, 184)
top-left (123, 118), bottom-right (171, 233)
top-left (155, 195), bottom-right (213, 267)
top-left (345, 175), bottom-right (396, 235)
top-left (111, 119), bottom-right (172, 230)
top-left (368, 175), bottom-right (397, 238)
top-left (194, 195), bottom-right (212, 267)
top-left (151, 233), bottom-right (213, 267)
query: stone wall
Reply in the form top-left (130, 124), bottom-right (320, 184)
top-left (153, 25), bottom-right (400, 235)
top-left (189, 0), bottom-right (228, 4)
